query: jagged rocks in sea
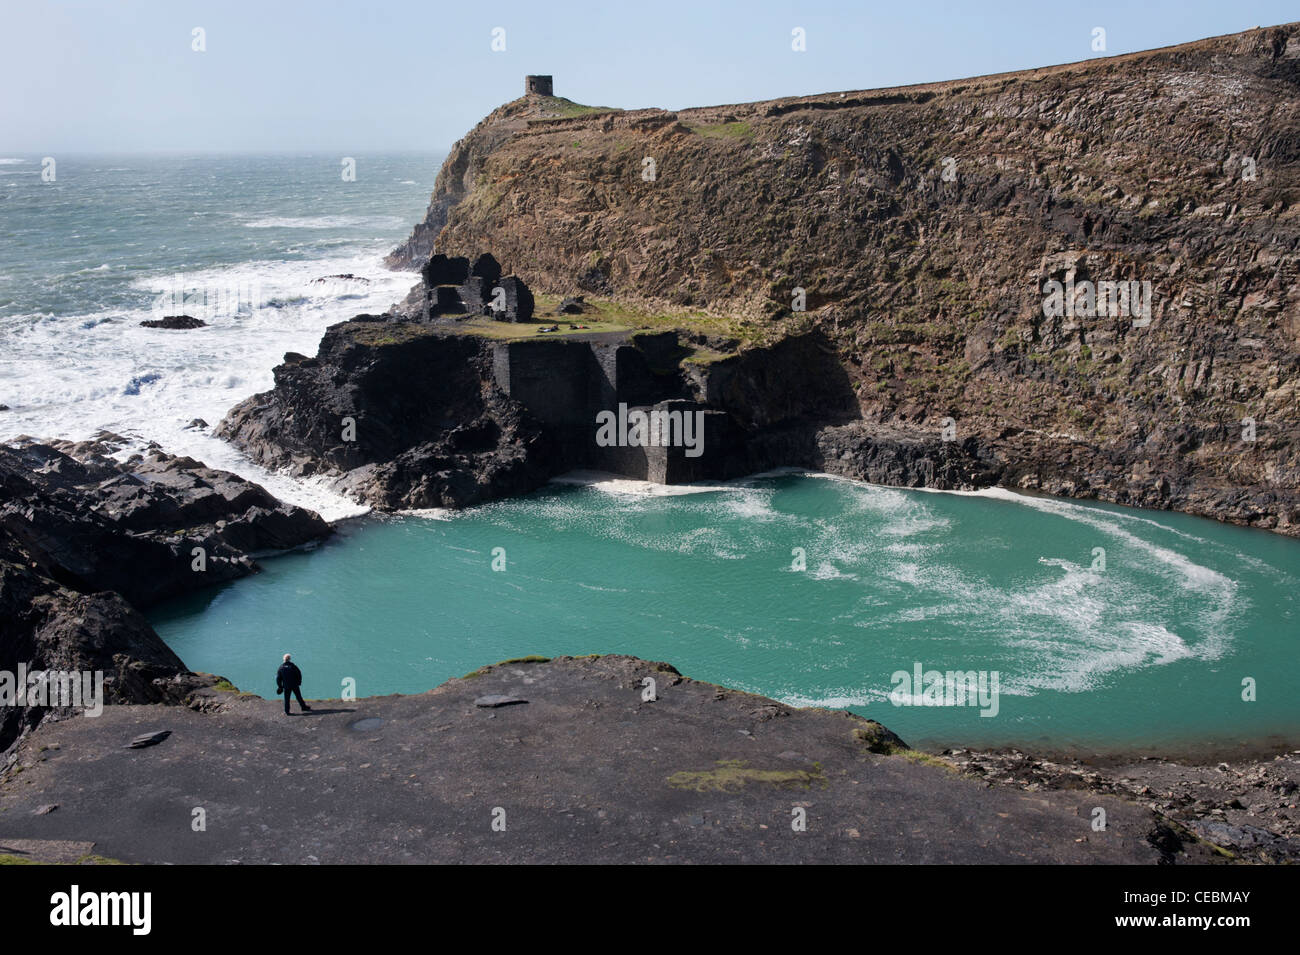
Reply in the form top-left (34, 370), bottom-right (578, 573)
top-left (0, 437), bottom-right (329, 755)
top-left (140, 315), bottom-right (207, 330)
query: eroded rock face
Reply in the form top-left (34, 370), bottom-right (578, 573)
top-left (0, 556), bottom-right (206, 755)
top-left (388, 24), bottom-right (1300, 535)
top-left (384, 97), bottom-right (578, 269)
top-left (220, 322), bottom-right (556, 510)
top-left (0, 438), bottom-right (328, 754)
top-left (0, 440), bottom-right (330, 607)
top-left (217, 311), bottom-right (876, 507)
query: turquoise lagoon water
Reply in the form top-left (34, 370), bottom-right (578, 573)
top-left (149, 473), bottom-right (1300, 754)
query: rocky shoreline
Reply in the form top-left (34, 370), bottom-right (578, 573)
top-left (0, 435), bottom-right (329, 756)
top-left (943, 746), bottom-right (1300, 863)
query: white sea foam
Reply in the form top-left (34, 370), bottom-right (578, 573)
top-left (0, 245), bottom-right (412, 521)
top-left (767, 473), bottom-right (1248, 697)
top-left (778, 687), bottom-right (892, 709)
top-left (810, 561), bottom-right (857, 580)
top-left (396, 507), bottom-right (455, 520)
top-left (550, 470), bottom-right (733, 496)
top-left (243, 215), bottom-right (406, 230)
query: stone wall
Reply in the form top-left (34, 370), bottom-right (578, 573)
top-left (489, 332), bottom-right (824, 483)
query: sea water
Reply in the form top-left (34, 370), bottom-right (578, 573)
top-left (149, 473), bottom-right (1300, 753)
top-left (0, 152), bottom-right (441, 518)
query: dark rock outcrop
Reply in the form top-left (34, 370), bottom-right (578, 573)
top-left (219, 313), bottom-right (866, 505)
top-left (0, 551), bottom-right (206, 758)
top-left (0, 438), bottom-right (330, 607)
top-left (311, 273), bottom-right (370, 284)
top-left (0, 437), bottom-right (331, 755)
top-left (220, 322), bottom-right (557, 509)
top-left (140, 315), bottom-right (206, 330)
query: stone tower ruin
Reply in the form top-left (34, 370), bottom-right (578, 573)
top-left (525, 75), bottom-right (553, 96)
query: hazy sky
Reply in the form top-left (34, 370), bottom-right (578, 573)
top-left (2, 0), bottom-right (1296, 153)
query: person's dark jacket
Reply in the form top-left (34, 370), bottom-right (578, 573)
top-left (276, 661), bottom-right (303, 693)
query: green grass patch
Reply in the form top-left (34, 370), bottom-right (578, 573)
top-left (0, 853), bottom-right (127, 866)
top-left (537, 96), bottom-right (621, 119)
top-left (554, 295), bottom-right (752, 346)
top-left (851, 725), bottom-right (907, 756)
top-left (456, 294), bottom-right (748, 351)
top-left (689, 121), bottom-right (754, 140)
top-left (451, 313), bottom-right (633, 341)
top-left (901, 750), bottom-right (960, 772)
top-left (346, 321), bottom-right (442, 347)
top-left (667, 759), bottom-right (827, 792)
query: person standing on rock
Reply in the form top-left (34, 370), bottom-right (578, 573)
top-left (276, 654), bottom-right (311, 715)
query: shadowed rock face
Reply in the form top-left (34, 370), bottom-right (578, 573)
top-left (220, 322), bottom-right (558, 510)
top-left (218, 315), bottom-right (870, 507)
top-left (0, 440), bottom-right (330, 608)
top-left (0, 438), bottom-right (331, 754)
top-left (389, 23), bottom-right (1300, 535)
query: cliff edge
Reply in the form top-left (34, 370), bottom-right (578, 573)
top-left (380, 25), bottom-right (1300, 535)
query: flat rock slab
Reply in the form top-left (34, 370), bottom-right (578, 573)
top-left (0, 655), bottom-right (1220, 864)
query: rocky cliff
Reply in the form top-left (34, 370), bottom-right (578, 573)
top-left (388, 24), bottom-right (1300, 535)
top-left (219, 317), bottom-right (866, 508)
top-left (219, 320), bottom-right (556, 509)
top-left (0, 437), bottom-right (330, 754)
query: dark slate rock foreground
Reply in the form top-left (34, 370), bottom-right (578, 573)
top-left (0, 655), bottom-right (1223, 864)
